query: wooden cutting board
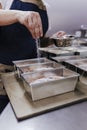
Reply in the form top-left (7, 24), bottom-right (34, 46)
top-left (1, 72), bottom-right (87, 120)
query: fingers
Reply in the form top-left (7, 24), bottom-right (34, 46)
top-left (27, 14), bottom-right (36, 38)
top-left (57, 31), bottom-right (66, 38)
top-left (25, 11), bottom-right (43, 39)
top-left (52, 31), bottom-right (66, 38)
top-left (18, 11), bottom-right (43, 39)
top-left (36, 13), bottom-right (43, 37)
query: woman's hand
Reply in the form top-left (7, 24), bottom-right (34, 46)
top-left (17, 11), bottom-right (43, 39)
top-left (52, 31), bottom-right (66, 38)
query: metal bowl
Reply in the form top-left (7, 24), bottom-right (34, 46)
top-left (51, 35), bottom-right (74, 47)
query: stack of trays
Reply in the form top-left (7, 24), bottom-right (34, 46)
top-left (13, 57), bottom-right (79, 101)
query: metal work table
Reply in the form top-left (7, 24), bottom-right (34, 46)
top-left (0, 101), bottom-right (87, 130)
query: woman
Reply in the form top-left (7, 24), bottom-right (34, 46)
top-left (0, 0), bottom-right (49, 113)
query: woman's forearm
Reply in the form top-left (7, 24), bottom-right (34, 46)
top-left (0, 10), bottom-right (19, 25)
top-left (0, 9), bottom-right (43, 38)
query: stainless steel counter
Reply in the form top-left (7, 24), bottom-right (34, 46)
top-left (0, 102), bottom-right (87, 130)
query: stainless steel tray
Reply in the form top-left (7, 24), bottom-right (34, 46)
top-left (47, 48), bottom-right (71, 54)
top-left (18, 62), bottom-right (64, 75)
top-left (78, 65), bottom-right (87, 71)
top-left (61, 46), bottom-right (87, 53)
top-left (21, 68), bottom-right (79, 101)
top-left (65, 58), bottom-right (87, 74)
top-left (50, 55), bottom-right (84, 63)
top-left (13, 57), bottom-right (51, 68)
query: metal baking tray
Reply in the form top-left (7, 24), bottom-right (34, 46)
top-left (13, 57), bottom-right (51, 67)
top-left (61, 46), bottom-right (87, 53)
top-left (64, 58), bottom-right (87, 74)
top-left (13, 57), bottom-right (52, 72)
top-left (18, 62), bottom-right (64, 76)
top-left (21, 68), bottom-right (79, 101)
top-left (78, 64), bottom-right (87, 71)
top-left (50, 55), bottom-right (84, 63)
top-left (47, 47), bottom-right (71, 55)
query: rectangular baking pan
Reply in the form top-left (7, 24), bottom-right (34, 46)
top-left (21, 68), bottom-right (79, 101)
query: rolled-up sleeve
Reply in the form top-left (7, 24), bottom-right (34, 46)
top-left (0, 0), bottom-right (12, 9)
